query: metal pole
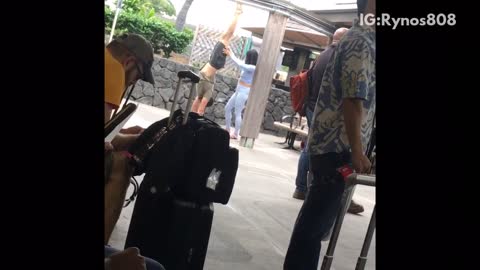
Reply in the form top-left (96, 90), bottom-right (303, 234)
top-left (169, 79), bottom-right (183, 125)
top-left (320, 184), bottom-right (356, 270)
top-left (353, 174), bottom-right (376, 187)
top-left (321, 173), bottom-right (376, 270)
top-left (109, 0), bottom-right (123, 43)
top-left (355, 205), bottom-right (376, 270)
top-left (183, 82), bottom-right (197, 125)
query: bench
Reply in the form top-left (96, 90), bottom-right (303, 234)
top-left (273, 114), bottom-right (309, 150)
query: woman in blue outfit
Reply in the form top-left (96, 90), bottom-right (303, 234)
top-left (223, 47), bottom-right (258, 139)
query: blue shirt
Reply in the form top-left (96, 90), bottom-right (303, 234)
top-left (230, 52), bottom-right (256, 85)
top-left (308, 19), bottom-right (376, 156)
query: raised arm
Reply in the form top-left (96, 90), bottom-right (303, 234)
top-left (220, 3), bottom-right (243, 44)
top-left (224, 47), bottom-right (256, 72)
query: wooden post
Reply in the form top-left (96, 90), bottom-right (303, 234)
top-left (239, 11), bottom-right (288, 148)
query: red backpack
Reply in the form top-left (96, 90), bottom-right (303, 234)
top-left (290, 52), bottom-right (324, 117)
top-left (290, 69), bottom-right (311, 116)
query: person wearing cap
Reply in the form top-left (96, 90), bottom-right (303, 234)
top-left (104, 33), bottom-right (155, 244)
top-left (104, 34), bottom-right (166, 270)
top-left (284, 0), bottom-right (375, 268)
top-left (105, 33), bottom-right (155, 123)
top-left (190, 3), bottom-right (243, 116)
top-left (104, 33), bottom-right (155, 152)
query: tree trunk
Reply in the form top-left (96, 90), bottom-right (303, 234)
top-left (175, 0), bottom-right (194, 31)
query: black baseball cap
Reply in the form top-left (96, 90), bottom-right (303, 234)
top-left (114, 33), bottom-right (155, 85)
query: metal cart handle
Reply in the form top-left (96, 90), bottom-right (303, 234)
top-left (346, 173), bottom-right (376, 187)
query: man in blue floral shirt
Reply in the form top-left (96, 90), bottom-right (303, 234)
top-left (284, 0), bottom-right (376, 269)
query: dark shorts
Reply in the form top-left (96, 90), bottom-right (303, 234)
top-left (209, 41), bottom-right (227, 69)
top-left (196, 71), bottom-right (215, 100)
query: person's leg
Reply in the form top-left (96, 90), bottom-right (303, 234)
top-left (191, 97), bottom-right (201, 113)
top-left (196, 75), bottom-right (214, 116)
top-left (192, 75), bottom-right (208, 114)
top-left (294, 148), bottom-right (309, 196)
top-left (224, 92), bottom-right (237, 133)
top-left (105, 152), bottom-right (132, 245)
top-left (191, 87), bottom-right (204, 114)
top-left (198, 98), bottom-right (209, 116)
top-left (284, 152), bottom-right (349, 270)
top-left (105, 246), bottom-right (166, 270)
top-left (293, 108), bottom-right (314, 198)
top-left (233, 88), bottom-right (249, 137)
top-left (321, 187), bottom-right (363, 242)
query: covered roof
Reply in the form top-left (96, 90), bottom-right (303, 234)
top-left (242, 19), bottom-right (329, 51)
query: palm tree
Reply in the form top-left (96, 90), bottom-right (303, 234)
top-left (175, 0), bottom-right (194, 31)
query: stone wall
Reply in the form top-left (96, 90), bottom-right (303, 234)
top-left (130, 57), bottom-right (294, 136)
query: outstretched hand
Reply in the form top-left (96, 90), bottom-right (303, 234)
top-left (222, 47), bottom-right (231, 57)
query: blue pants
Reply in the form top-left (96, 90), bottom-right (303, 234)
top-left (294, 108), bottom-right (313, 193)
top-left (105, 246), bottom-right (165, 270)
top-left (225, 85), bottom-right (250, 137)
top-left (284, 151), bottom-right (351, 270)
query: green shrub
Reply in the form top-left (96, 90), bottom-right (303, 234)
top-left (105, 7), bottom-right (193, 57)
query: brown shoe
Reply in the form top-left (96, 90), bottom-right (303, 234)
top-left (347, 200), bottom-right (364, 214)
top-left (292, 190), bottom-right (306, 200)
